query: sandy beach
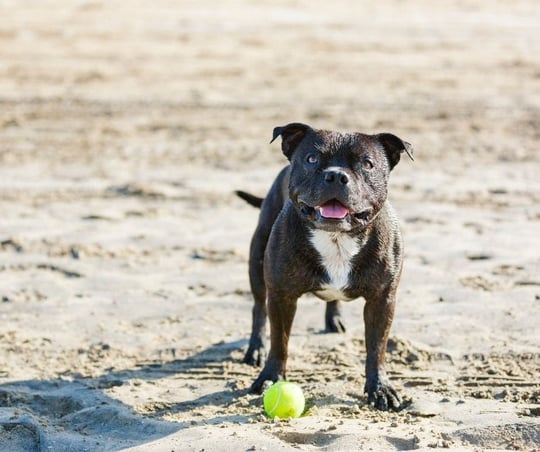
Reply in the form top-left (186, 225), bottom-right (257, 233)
top-left (0, 0), bottom-right (539, 450)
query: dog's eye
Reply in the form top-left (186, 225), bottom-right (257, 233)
top-left (306, 154), bottom-right (318, 164)
top-left (361, 158), bottom-right (374, 170)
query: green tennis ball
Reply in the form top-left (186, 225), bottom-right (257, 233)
top-left (263, 381), bottom-right (305, 419)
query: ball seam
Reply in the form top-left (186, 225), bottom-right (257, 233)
top-left (266, 385), bottom-right (282, 418)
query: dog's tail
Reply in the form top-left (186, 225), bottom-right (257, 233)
top-left (235, 190), bottom-right (264, 208)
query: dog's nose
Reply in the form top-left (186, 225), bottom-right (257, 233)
top-left (324, 169), bottom-right (349, 185)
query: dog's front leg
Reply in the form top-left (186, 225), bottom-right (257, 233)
top-left (363, 290), bottom-right (401, 410)
top-left (250, 291), bottom-right (298, 394)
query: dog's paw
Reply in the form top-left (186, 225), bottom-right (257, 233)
top-left (242, 338), bottom-right (266, 367)
top-left (242, 345), bottom-right (266, 367)
top-left (249, 360), bottom-right (283, 394)
top-left (249, 375), bottom-right (276, 394)
top-left (325, 314), bottom-right (346, 333)
top-left (365, 378), bottom-right (401, 411)
top-left (324, 301), bottom-right (346, 333)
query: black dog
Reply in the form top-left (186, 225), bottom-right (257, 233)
top-left (237, 123), bottom-right (413, 410)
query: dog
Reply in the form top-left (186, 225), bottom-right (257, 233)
top-left (237, 122), bottom-right (413, 410)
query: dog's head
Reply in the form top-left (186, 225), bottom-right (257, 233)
top-left (271, 122), bottom-right (413, 232)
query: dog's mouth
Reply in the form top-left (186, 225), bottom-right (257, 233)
top-left (317, 199), bottom-right (349, 219)
top-left (299, 199), bottom-right (371, 225)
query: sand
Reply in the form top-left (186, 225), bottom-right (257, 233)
top-left (0, 0), bottom-right (539, 450)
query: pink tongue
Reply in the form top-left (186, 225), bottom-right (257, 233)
top-left (319, 200), bottom-right (349, 219)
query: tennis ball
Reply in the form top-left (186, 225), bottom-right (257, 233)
top-left (263, 381), bottom-right (305, 419)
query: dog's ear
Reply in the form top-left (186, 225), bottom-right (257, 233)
top-left (375, 133), bottom-right (414, 170)
top-left (271, 123), bottom-right (312, 160)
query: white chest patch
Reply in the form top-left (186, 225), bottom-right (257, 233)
top-left (309, 230), bottom-right (360, 301)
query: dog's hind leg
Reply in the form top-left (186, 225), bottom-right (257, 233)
top-left (243, 225), bottom-right (269, 366)
top-left (325, 300), bottom-right (346, 333)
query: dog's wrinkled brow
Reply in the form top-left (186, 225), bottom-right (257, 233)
top-left (316, 132), bottom-right (362, 155)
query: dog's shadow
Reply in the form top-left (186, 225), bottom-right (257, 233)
top-left (0, 340), bottom-right (253, 451)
